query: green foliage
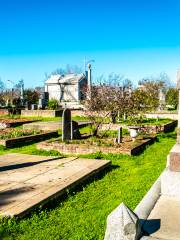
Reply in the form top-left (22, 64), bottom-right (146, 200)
top-left (48, 99), bottom-right (59, 110)
top-left (165, 88), bottom-right (178, 109)
top-left (24, 89), bottom-right (39, 104)
top-left (0, 132), bottom-right (176, 240)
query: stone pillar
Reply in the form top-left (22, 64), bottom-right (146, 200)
top-left (169, 69), bottom-right (180, 171)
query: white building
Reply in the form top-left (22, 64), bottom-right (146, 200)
top-left (45, 64), bottom-right (92, 108)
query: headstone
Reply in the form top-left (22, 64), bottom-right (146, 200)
top-left (62, 108), bottom-right (72, 141)
top-left (38, 99), bottom-right (43, 109)
top-left (31, 104), bottom-right (37, 110)
top-left (43, 92), bottom-right (49, 107)
top-left (118, 127), bottom-right (122, 143)
top-left (111, 111), bottom-right (117, 124)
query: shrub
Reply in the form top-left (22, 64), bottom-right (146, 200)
top-left (48, 99), bottom-right (59, 110)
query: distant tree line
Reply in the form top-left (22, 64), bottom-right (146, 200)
top-left (0, 79), bottom-right (42, 107)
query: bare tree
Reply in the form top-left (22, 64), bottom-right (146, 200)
top-left (84, 74), bottom-right (135, 136)
top-left (45, 64), bottom-right (82, 80)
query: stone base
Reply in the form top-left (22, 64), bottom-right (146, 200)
top-left (161, 168), bottom-right (180, 197)
top-left (169, 143), bottom-right (180, 172)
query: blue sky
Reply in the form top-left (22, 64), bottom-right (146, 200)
top-left (0, 0), bottom-right (180, 87)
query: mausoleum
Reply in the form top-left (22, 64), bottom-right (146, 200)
top-left (45, 65), bottom-right (92, 108)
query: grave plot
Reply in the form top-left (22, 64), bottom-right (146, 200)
top-left (0, 128), bottom-right (58, 148)
top-left (37, 108), bottom-right (157, 156)
top-left (0, 153), bottom-right (111, 217)
top-left (0, 118), bottom-right (36, 128)
top-left (37, 136), bottom-right (156, 156)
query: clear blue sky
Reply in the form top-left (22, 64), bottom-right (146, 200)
top-left (0, 0), bottom-right (180, 88)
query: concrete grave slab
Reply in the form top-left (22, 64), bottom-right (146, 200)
top-left (0, 153), bottom-right (111, 217)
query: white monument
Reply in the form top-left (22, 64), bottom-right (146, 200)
top-left (45, 68), bottom-right (92, 108)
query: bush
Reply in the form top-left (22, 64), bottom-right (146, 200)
top-left (48, 99), bottom-right (59, 110)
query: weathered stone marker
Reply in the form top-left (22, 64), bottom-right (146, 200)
top-left (104, 203), bottom-right (141, 240)
top-left (62, 108), bottom-right (72, 141)
top-left (117, 127), bottom-right (122, 143)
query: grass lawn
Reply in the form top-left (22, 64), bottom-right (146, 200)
top-left (0, 115), bottom-right (92, 123)
top-left (0, 132), bottom-right (176, 240)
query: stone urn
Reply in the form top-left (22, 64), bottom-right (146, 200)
top-left (128, 126), bottom-right (140, 142)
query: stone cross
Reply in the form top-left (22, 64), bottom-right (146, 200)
top-left (62, 108), bottom-right (72, 141)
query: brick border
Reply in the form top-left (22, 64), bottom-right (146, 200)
top-left (37, 137), bottom-right (156, 156)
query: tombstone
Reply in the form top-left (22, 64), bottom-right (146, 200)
top-left (117, 127), bottom-right (122, 143)
top-left (43, 92), bottom-right (49, 107)
top-left (62, 108), bottom-right (72, 141)
top-left (31, 104), bottom-right (37, 110)
top-left (38, 99), bottom-right (43, 109)
top-left (111, 111), bottom-right (117, 124)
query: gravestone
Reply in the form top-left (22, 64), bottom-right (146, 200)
top-left (62, 108), bottom-right (72, 141)
top-left (117, 127), bottom-right (122, 143)
top-left (31, 104), bottom-right (37, 110)
top-left (43, 92), bottom-right (49, 107)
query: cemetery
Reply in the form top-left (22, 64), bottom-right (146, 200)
top-left (0, 66), bottom-right (179, 239)
top-left (0, 0), bottom-right (180, 239)
top-left (36, 108), bottom-right (175, 156)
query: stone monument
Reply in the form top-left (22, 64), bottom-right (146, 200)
top-left (62, 108), bottom-right (81, 141)
top-left (118, 127), bottom-right (122, 143)
top-left (62, 108), bottom-right (72, 141)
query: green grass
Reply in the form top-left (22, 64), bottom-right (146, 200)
top-left (0, 144), bottom-right (63, 157)
top-left (0, 132), bottom-right (176, 240)
top-left (120, 117), bottom-right (172, 126)
top-left (0, 115), bottom-right (62, 122)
